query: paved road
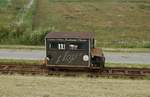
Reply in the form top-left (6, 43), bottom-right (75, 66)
top-left (0, 49), bottom-right (45, 60)
top-left (104, 52), bottom-right (150, 64)
top-left (0, 49), bottom-right (150, 64)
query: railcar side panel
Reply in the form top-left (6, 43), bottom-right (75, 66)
top-left (46, 38), bottom-right (90, 66)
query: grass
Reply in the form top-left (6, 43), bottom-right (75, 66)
top-left (32, 0), bottom-right (150, 48)
top-left (0, 45), bottom-right (45, 50)
top-left (0, 0), bottom-right (49, 45)
top-left (0, 0), bottom-right (150, 48)
top-left (1, 45), bottom-right (150, 53)
top-left (0, 75), bottom-right (150, 97)
top-left (0, 58), bottom-right (150, 69)
top-left (106, 63), bottom-right (150, 68)
top-left (103, 48), bottom-right (150, 53)
top-left (0, 59), bottom-right (42, 65)
top-left (0, 0), bottom-right (31, 26)
top-left (0, 0), bottom-right (8, 8)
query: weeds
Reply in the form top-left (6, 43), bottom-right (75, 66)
top-left (0, 28), bottom-right (51, 45)
top-left (0, 59), bottom-right (41, 65)
top-left (0, 0), bottom-right (51, 45)
top-left (0, 0), bottom-right (150, 47)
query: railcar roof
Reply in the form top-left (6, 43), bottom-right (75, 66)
top-left (45, 32), bottom-right (94, 39)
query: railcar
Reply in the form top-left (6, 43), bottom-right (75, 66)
top-left (44, 32), bottom-right (105, 68)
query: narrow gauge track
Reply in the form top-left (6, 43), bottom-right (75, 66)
top-left (0, 64), bottom-right (150, 78)
top-left (0, 64), bottom-right (48, 75)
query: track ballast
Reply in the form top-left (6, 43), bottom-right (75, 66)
top-left (0, 64), bottom-right (150, 78)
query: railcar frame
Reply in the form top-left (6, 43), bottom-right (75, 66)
top-left (45, 32), bottom-right (105, 68)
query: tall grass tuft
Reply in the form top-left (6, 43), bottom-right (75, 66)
top-left (0, 26), bottom-right (52, 45)
top-left (0, 0), bottom-right (52, 45)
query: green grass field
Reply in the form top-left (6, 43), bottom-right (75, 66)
top-left (33, 0), bottom-right (150, 48)
top-left (0, 59), bottom-right (42, 65)
top-left (0, 0), bottom-right (8, 8)
top-left (105, 63), bottom-right (150, 68)
top-left (0, 75), bottom-right (150, 97)
top-left (0, 59), bottom-right (150, 68)
top-left (0, 0), bottom-right (31, 27)
top-left (0, 0), bottom-right (150, 48)
top-left (0, 0), bottom-right (40, 45)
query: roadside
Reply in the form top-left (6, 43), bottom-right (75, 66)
top-left (0, 45), bottom-right (150, 53)
top-left (105, 63), bottom-right (150, 68)
top-left (103, 48), bottom-right (150, 53)
top-left (0, 45), bottom-right (44, 50)
top-left (0, 48), bottom-right (150, 66)
top-left (0, 59), bottom-right (42, 65)
top-left (0, 58), bottom-right (150, 68)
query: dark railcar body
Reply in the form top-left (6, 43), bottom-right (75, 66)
top-left (46, 39), bottom-right (90, 66)
top-left (45, 32), bottom-right (104, 68)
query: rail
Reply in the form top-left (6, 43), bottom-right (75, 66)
top-left (0, 64), bottom-right (150, 78)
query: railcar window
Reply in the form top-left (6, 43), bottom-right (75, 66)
top-left (58, 43), bottom-right (65, 50)
top-left (49, 42), bottom-right (58, 49)
top-left (49, 43), bottom-right (66, 50)
top-left (78, 43), bottom-right (88, 49)
top-left (69, 44), bottom-right (78, 50)
top-left (69, 42), bottom-right (88, 50)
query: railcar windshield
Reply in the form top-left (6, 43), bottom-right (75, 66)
top-left (69, 42), bottom-right (88, 50)
top-left (48, 42), bottom-right (66, 50)
top-left (47, 39), bottom-right (89, 50)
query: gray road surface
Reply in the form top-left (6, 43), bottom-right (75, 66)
top-left (104, 52), bottom-right (150, 64)
top-left (0, 49), bottom-right (150, 64)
